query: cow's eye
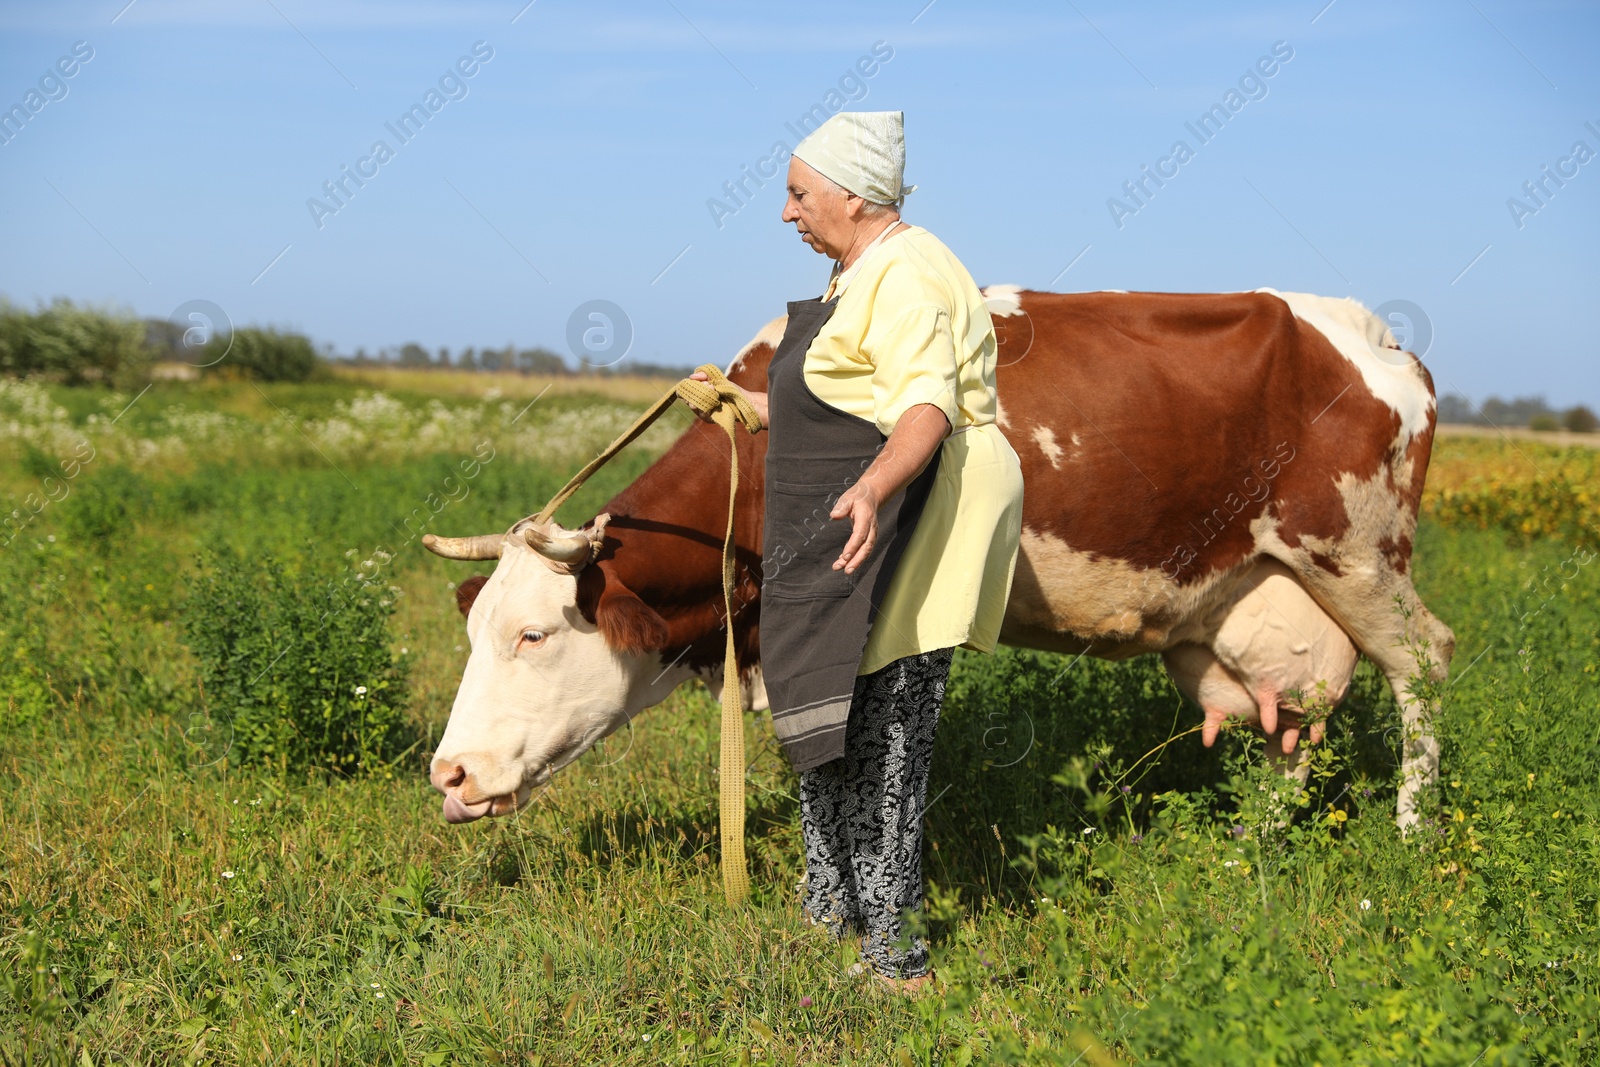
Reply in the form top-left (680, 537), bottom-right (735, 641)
top-left (520, 630), bottom-right (547, 647)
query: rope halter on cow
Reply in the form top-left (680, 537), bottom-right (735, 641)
top-left (423, 364), bottom-right (762, 906)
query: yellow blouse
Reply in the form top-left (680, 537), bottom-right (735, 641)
top-left (804, 224), bottom-right (1024, 675)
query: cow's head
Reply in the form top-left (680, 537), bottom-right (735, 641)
top-left (421, 514), bottom-right (687, 823)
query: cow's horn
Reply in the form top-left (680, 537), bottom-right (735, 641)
top-left (523, 523), bottom-right (594, 566)
top-left (422, 533), bottom-right (505, 560)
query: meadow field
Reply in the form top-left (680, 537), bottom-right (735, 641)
top-left (1, 373), bottom-right (1596, 1065)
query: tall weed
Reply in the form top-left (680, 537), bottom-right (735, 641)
top-left (184, 550), bottom-right (413, 774)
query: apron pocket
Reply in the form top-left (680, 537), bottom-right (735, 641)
top-left (763, 480), bottom-right (858, 599)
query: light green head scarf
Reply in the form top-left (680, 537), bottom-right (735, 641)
top-left (793, 110), bottom-right (917, 207)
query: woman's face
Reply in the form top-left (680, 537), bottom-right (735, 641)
top-left (781, 157), bottom-right (853, 260)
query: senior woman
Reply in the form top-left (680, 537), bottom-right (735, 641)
top-left (694, 111), bottom-right (1022, 991)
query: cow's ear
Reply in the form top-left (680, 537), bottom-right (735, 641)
top-left (455, 575), bottom-right (489, 618)
top-left (577, 568), bottom-right (668, 654)
top-left (598, 589), bottom-right (670, 655)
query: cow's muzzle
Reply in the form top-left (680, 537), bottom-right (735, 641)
top-left (430, 761), bottom-right (533, 823)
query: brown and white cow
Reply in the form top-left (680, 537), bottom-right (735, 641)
top-left (424, 287), bottom-right (1454, 830)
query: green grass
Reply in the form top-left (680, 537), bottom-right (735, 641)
top-left (2, 380), bottom-right (1597, 1064)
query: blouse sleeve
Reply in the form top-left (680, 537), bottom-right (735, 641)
top-left (865, 303), bottom-right (960, 437)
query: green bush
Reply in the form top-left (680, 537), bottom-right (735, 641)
top-left (183, 550), bottom-right (413, 774)
top-left (0, 297), bottom-right (149, 386)
top-left (1563, 405), bottom-right (1597, 434)
top-left (217, 327), bottom-right (319, 382)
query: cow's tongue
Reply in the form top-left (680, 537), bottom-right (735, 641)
top-left (442, 794), bottom-right (494, 824)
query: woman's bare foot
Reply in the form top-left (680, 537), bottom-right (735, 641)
top-left (871, 969), bottom-right (936, 997)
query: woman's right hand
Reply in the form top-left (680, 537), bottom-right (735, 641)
top-left (686, 371), bottom-right (769, 429)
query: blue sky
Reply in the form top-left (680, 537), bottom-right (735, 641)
top-left (1, 0), bottom-right (1596, 406)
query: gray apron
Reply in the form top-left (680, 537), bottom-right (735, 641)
top-left (761, 295), bottom-right (942, 772)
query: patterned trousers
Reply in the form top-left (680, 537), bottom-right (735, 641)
top-left (798, 647), bottom-right (954, 979)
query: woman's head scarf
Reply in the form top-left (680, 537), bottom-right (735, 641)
top-left (793, 111), bottom-right (917, 207)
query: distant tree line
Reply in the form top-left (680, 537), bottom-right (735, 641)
top-left (349, 342), bottom-right (690, 378)
top-left (1438, 393), bottom-right (1597, 433)
top-left (388, 342), bottom-right (568, 375)
top-left (1, 296), bottom-right (322, 385)
top-left (1, 296), bottom-right (695, 388)
top-left (19, 294), bottom-right (1580, 410)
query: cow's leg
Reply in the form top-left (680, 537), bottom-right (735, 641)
top-left (1253, 687), bottom-right (1312, 828)
top-left (1279, 560), bottom-right (1454, 831)
top-left (1386, 653), bottom-right (1448, 832)
top-left (1260, 739), bottom-right (1312, 790)
top-left (1257, 741), bottom-right (1311, 831)
top-left (1268, 695), bottom-right (1327, 780)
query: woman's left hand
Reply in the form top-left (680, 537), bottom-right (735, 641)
top-left (826, 402), bottom-right (949, 575)
top-left (830, 480), bottom-right (884, 574)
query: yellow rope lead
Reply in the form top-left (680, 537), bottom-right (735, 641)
top-left (534, 365), bottom-right (760, 905)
